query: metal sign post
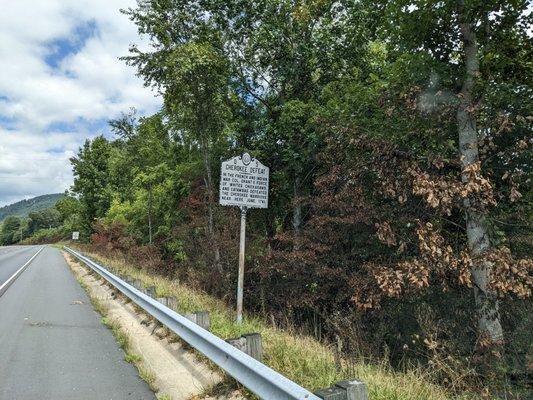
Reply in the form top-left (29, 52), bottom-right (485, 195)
top-left (237, 206), bottom-right (247, 323)
top-left (219, 153), bottom-right (269, 323)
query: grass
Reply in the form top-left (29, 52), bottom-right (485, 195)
top-left (70, 248), bottom-right (469, 400)
top-left (139, 365), bottom-right (157, 392)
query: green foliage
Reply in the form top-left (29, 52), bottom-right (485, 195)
top-left (63, 1), bottom-right (531, 397)
top-left (21, 226), bottom-right (69, 245)
top-left (28, 208), bottom-right (62, 232)
top-left (0, 216), bottom-right (22, 245)
top-left (70, 136), bottom-right (113, 233)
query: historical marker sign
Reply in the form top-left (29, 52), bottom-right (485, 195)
top-left (219, 153), bottom-right (269, 323)
top-left (219, 153), bottom-right (269, 209)
top-left (72, 231), bottom-right (80, 240)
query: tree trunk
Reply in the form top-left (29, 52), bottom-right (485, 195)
top-left (457, 16), bottom-right (503, 344)
top-left (148, 183), bottom-right (153, 245)
top-left (201, 141), bottom-right (221, 266)
top-left (292, 175), bottom-right (302, 250)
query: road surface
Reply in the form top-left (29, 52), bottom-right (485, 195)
top-left (0, 245), bottom-right (41, 289)
top-left (0, 245), bottom-right (155, 400)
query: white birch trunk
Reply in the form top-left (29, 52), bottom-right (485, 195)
top-left (457, 16), bottom-right (503, 343)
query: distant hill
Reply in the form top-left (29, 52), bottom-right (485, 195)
top-left (0, 193), bottom-right (65, 221)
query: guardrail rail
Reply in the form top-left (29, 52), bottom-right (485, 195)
top-left (64, 246), bottom-right (321, 400)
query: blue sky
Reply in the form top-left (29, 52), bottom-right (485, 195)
top-left (0, 0), bottom-right (161, 207)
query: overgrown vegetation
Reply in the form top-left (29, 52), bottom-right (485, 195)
top-left (76, 247), bottom-right (459, 400)
top-left (15, 1), bottom-right (532, 398)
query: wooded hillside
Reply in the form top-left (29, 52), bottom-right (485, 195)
top-left (0, 193), bottom-right (64, 221)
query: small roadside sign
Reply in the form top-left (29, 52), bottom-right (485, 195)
top-left (72, 231), bottom-right (80, 240)
top-left (219, 153), bottom-right (270, 324)
top-left (219, 152), bottom-right (269, 209)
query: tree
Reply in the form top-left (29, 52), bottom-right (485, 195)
top-left (375, 0), bottom-right (532, 347)
top-left (54, 196), bottom-right (81, 223)
top-left (222, 0), bottom-right (374, 241)
top-left (28, 208), bottom-right (62, 233)
top-left (70, 136), bottom-right (113, 233)
top-left (123, 2), bottom-right (233, 264)
top-left (0, 216), bottom-right (21, 245)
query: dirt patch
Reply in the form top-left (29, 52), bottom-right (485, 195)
top-left (63, 251), bottom-right (241, 400)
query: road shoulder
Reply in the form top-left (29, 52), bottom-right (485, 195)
top-left (63, 251), bottom-right (230, 400)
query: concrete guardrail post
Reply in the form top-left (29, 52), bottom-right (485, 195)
top-left (315, 379), bottom-right (368, 400)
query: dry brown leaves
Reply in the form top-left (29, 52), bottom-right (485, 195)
top-left (408, 161), bottom-right (496, 216)
top-left (486, 248), bottom-right (533, 299)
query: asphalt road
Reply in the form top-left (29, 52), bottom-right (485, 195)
top-left (0, 245), bottom-right (155, 400)
top-left (0, 245), bottom-right (41, 288)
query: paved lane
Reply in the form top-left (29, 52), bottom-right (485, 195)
top-left (0, 246), bottom-right (155, 400)
top-left (0, 245), bottom-right (41, 288)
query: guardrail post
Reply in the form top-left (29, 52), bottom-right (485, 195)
top-left (226, 333), bottom-right (262, 361)
top-left (315, 379), bottom-right (368, 400)
top-left (167, 296), bottom-right (178, 311)
top-left (185, 311), bottom-right (210, 331)
top-left (244, 333), bottom-right (262, 362)
top-left (146, 286), bottom-right (156, 298)
top-left (336, 380), bottom-right (368, 400)
top-left (195, 311), bottom-right (210, 330)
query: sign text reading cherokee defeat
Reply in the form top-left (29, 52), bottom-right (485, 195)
top-left (219, 154), bottom-right (269, 208)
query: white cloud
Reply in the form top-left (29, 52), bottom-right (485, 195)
top-left (0, 0), bottom-right (160, 206)
top-left (0, 128), bottom-right (83, 206)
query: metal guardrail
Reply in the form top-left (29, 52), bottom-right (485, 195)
top-left (64, 246), bottom-right (321, 400)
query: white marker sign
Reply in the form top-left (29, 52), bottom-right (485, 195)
top-left (72, 231), bottom-right (80, 240)
top-left (219, 153), bottom-right (269, 323)
top-left (219, 153), bottom-right (269, 208)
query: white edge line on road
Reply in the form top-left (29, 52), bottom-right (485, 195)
top-left (0, 246), bottom-right (45, 296)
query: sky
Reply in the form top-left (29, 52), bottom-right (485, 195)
top-left (0, 0), bottom-right (161, 207)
